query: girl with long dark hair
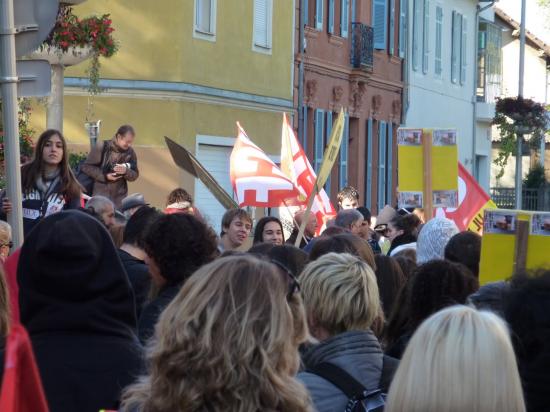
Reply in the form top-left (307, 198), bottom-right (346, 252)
top-left (1, 129), bottom-right (82, 235)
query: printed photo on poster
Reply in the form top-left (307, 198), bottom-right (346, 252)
top-left (433, 129), bottom-right (457, 146)
top-left (398, 191), bottom-right (423, 208)
top-left (398, 129), bottom-right (422, 146)
top-left (484, 210), bottom-right (516, 234)
top-left (432, 190), bottom-right (458, 208)
top-left (531, 213), bottom-right (550, 236)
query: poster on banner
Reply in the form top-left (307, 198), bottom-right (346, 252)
top-left (479, 210), bottom-right (550, 285)
top-left (397, 128), bottom-right (459, 210)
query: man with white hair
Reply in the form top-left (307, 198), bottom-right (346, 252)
top-left (334, 209), bottom-right (364, 236)
top-left (86, 196), bottom-right (116, 229)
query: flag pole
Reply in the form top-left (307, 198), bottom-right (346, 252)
top-left (293, 187), bottom-right (318, 247)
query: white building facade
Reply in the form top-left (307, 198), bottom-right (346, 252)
top-left (402, 0), bottom-right (487, 187)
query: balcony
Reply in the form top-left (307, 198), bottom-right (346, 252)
top-left (350, 22), bottom-right (374, 71)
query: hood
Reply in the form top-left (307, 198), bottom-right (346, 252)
top-left (416, 217), bottom-right (459, 264)
top-left (18, 210), bottom-right (137, 339)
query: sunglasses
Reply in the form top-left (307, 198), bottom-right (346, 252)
top-left (1, 242), bottom-right (13, 249)
top-left (271, 259), bottom-right (301, 301)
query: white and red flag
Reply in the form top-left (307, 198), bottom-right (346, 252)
top-left (280, 114), bottom-right (336, 233)
top-left (230, 123), bottom-right (304, 208)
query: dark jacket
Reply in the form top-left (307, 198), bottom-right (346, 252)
top-left (18, 210), bottom-right (144, 412)
top-left (118, 249), bottom-right (151, 319)
top-left (81, 139), bottom-right (139, 208)
top-left (138, 283), bottom-right (181, 345)
top-left (388, 233), bottom-right (417, 256)
top-left (298, 330), bottom-right (398, 412)
top-left (286, 228), bottom-right (311, 249)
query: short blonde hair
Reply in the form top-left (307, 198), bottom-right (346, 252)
top-left (0, 221), bottom-right (11, 245)
top-left (300, 252), bottom-right (380, 336)
top-left (386, 305), bottom-right (526, 412)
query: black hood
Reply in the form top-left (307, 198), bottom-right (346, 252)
top-left (18, 210), bottom-right (137, 339)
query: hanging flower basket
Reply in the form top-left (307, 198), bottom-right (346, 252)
top-left (40, 5), bottom-right (118, 95)
top-left (29, 45), bottom-right (92, 67)
top-left (492, 96), bottom-right (549, 179)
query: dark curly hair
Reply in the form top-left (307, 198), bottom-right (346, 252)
top-left (144, 214), bottom-right (218, 286)
top-left (504, 270), bottom-right (550, 412)
top-left (444, 231), bottom-right (482, 278)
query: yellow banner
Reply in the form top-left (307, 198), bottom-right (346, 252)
top-left (316, 108), bottom-right (345, 192)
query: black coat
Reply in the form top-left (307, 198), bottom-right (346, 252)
top-left (138, 283), bottom-right (182, 345)
top-left (118, 249), bottom-right (151, 319)
top-left (18, 210), bottom-right (144, 412)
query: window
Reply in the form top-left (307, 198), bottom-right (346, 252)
top-left (373, 0), bottom-right (388, 50)
top-left (377, 121), bottom-right (387, 211)
top-left (389, 0), bottom-right (395, 55)
top-left (365, 118), bottom-right (374, 209)
top-left (412, 0), bottom-right (422, 70)
top-left (341, 0), bottom-right (350, 38)
top-left (435, 5), bottom-right (443, 77)
top-left (422, 0), bottom-right (430, 73)
top-left (477, 22), bottom-right (502, 102)
top-left (328, 0), bottom-right (335, 34)
top-left (315, 0), bottom-right (323, 30)
top-left (325, 112), bottom-right (333, 194)
top-left (194, 0), bottom-right (216, 38)
top-left (460, 16), bottom-right (467, 84)
top-left (386, 123), bottom-right (394, 205)
top-left (339, 114), bottom-right (349, 189)
top-left (398, 0), bottom-right (407, 58)
top-left (451, 11), bottom-right (462, 84)
top-left (314, 109), bottom-right (325, 173)
top-left (253, 0), bottom-right (273, 50)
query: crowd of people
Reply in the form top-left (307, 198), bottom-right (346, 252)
top-left (0, 127), bottom-right (547, 412)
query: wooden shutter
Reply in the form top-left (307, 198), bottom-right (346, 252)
top-left (377, 121), bottom-right (387, 211)
top-left (316, 0), bottom-right (323, 30)
top-left (412, 0), bottom-right (421, 70)
top-left (435, 5), bottom-right (443, 76)
top-left (314, 109), bottom-right (325, 173)
top-left (339, 113), bottom-right (349, 189)
top-left (328, 0), bottom-right (335, 33)
top-left (366, 118), bottom-right (373, 209)
top-left (254, 0), bottom-right (270, 47)
top-left (422, 0), bottom-right (429, 73)
top-left (390, 0), bottom-right (396, 55)
top-left (373, 0), bottom-right (388, 50)
top-left (399, 0), bottom-right (407, 58)
top-left (460, 16), bottom-right (467, 85)
top-left (386, 122), bottom-right (394, 205)
top-left (325, 111), bottom-right (333, 194)
top-left (341, 0), bottom-right (350, 38)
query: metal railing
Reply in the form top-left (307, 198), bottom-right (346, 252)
top-left (350, 22), bottom-right (374, 71)
top-left (490, 187), bottom-right (550, 211)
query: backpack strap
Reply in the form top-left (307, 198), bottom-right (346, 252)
top-left (308, 362), bottom-right (385, 412)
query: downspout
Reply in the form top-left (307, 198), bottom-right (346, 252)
top-left (297, 0), bottom-right (306, 142)
top-left (471, 0), bottom-right (496, 181)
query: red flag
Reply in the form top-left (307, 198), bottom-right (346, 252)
top-left (280, 114), bottom-right (336, 232)
top-left (0, 324), bottom-right (49, 412)
top-left (230, 123), bottom-right (304, 208)
top-left (435, 162), bottom-right (496, 233)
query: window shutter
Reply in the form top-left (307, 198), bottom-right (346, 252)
top-left (341, 0), bottom-right (350, 38)
top-left (303, 0), bottom-right (308, 26)
top-left (339, 114), bottom-right (349, 189)
top-left (302, 106), bottom-right (308, 149)
top-left (316, 0), bottom-right (323, 30)
top-left (314, 109), bottom-right (325, 173)
top-left (412, 0), bottom-right (421, 70)
top-left (254, 0), bottom-right (270, 47)
top-left (389, 0), bottom-right (395, 55)
top-left (366, 118), bottom-right (373, 209)
top-left (328, 0), bottom-right (335, 33)
top-left (460, 16), bottom-right (467, 85)
top-left (377, 121), bottom-right (387, 211)
top-left (325, 112), bottom-right (333, 193)
top-left (386, 122), bottom-right (394, 205)
top-left (398, 0), bottom-right (407, 58)
top-left (373, 0), bottom-right (388, 50)
top-left (422, 0), bottom-right (429, 73)
top-left (451, 11), bottom-right (462, 84)
top-left (435, 5), bottom-right (443, 76)
top-left (196, 0), bottom-right (212, 33)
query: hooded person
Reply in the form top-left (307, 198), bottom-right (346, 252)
top-left (18, 210), bottom-right (144, 412)
top-left (416, 217), bottom-right (459, 264)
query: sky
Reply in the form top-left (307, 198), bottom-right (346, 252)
top-left (496, 0), bottom-right (550, 43)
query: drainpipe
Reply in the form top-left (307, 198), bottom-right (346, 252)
top-left (297, 0), bottom-right (306, 142)
top-left (472, 1), bottom-right (496, 183)
top-left (541, 61), bottom-right (549, 168)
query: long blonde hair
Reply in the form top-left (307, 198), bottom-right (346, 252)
top-left (121, 255), bottom-right (312, 412)
top-left (386, 305), bottom-right (526, 412)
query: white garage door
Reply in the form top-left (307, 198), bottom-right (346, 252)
top-left (195, 143), bottom-right (234, 235)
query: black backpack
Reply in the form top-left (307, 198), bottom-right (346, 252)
top-left (308, 357), bottom-right (395, 412)
top-left (75, 141), bottom-right (108, 195)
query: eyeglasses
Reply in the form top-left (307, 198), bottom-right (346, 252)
top-left (1, 242), bottom-right (13, 249)
top-left (270, 259), bottom-right (301, 301)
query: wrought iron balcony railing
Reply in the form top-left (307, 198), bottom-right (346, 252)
top-left (351, 22), bottom-right (374, 71)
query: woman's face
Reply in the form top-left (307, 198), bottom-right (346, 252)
top-left (385, 222), bottom-right (404, 242)
top-left (41, 134), bottom-right (63, 167)
top-left (116, 132), bottom-right (135, 150)
top-left (262, 221), bottom-right (283, 245)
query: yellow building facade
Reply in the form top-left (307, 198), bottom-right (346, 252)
top-left (30, 0), bottom-right (294, 230)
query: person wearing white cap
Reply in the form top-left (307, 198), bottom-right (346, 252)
top-left (416, 217), bottom-right (459, 264)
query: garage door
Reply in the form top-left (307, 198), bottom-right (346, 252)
top-left (195, 143), bottom-right (234, 235)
